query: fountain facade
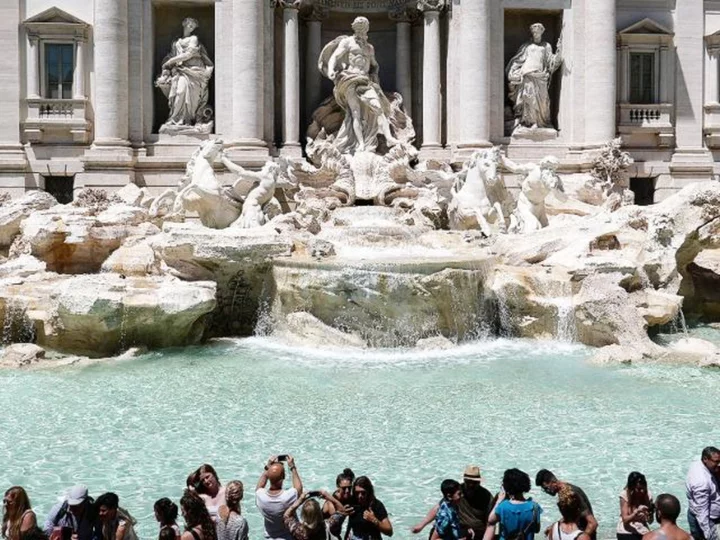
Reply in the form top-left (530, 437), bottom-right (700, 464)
top-left (0, 6), bottom-right (716, 368)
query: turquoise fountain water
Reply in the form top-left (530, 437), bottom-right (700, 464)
top-left (1, 335), bottom-right (719, 539)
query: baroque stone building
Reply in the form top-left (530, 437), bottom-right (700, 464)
top-left (1, 0), bottom-right (718, 203)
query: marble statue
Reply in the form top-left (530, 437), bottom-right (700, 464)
top-left (221, 155), bottom-right (282, 229)
top-left (503, 156), bottom-right (565, 234)
top-left (173, 139), bottom-right (241, 228)
top-left (316, 16), bottom-right (408, 154)
top-left (448, 147), bottom-right (513, 236)
top-left (156, 18), bottom-right (214, 135)
top-left (506, 23), bottom-right (563, 132)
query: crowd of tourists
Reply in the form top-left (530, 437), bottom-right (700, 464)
top-left (3, 447), bottom-right (720, 540)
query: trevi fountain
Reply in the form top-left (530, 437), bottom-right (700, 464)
top-left (1, 13), bottom-right (720, 540)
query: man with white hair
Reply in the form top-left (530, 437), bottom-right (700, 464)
top-left (319, 17), bottom-right (400, 154)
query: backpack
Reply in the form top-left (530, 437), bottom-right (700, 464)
top-left (504, 502), bottom-right (538, 540)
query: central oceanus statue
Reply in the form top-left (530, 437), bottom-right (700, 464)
top-left (310, 16), bottom-right (414, 156)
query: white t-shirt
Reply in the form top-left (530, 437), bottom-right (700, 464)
top-left (256, 487), bottom-right (298, 540)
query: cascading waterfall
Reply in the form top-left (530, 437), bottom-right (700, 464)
top-left (2, 299), bottom-right (35, 344)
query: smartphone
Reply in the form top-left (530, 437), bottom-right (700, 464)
top-left (307, 491), bottom-right (322, 497)
top-left (277, 455), bottom-right (288, 462)
top-left (61, 527), bottom-right (73, 540)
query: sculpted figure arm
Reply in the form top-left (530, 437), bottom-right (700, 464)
top-left (327, 38), bottom-right (349, 81)
top-left (221, 154), bottom-right (263, 182)
top-left (369, 47), bottom-right (381, 85)
top-left (499, 155), bottom-right (534, 175)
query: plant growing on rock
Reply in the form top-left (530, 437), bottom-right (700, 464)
top-left (591, 138), bottom-right (634, 208)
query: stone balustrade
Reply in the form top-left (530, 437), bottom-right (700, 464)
top-left (23, 98), bottom-right (91, 143)
top-left (618, 103), bottom-right (675, 147)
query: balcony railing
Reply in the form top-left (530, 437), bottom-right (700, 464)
top-left (23, 98), bottom-right (90, 143)
top-left (618, 103), bottom-right (673, 127)
top-left (617, 103), bottom-right (674, 147)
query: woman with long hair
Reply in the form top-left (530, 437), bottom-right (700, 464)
top-left (180, 490), bottom-right (217, 540)
top-left (217, 481), bottom-right (248, 540)
top-left (483, 469), bottom-right (542, 540)
top-left (190, 465), bottom-right (225, 522)
top-left (347, 477), bottom-right (393, 540)
top-left (154, 498), bottom-right (180, 540)
top-left (617, 472), bottom-right (654, 540)
top-left (548, 486), bottom-right (589, 540)
top-left (2, 487), bottom-right (36, 540)
top-left (284, 491), bottom-right (347, 540)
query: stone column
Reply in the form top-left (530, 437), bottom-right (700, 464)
top-left (263, 1), bottom-right (275, 151)
top-left (304, 6), bottom-right (328, 128)
top-left (583, 0), bottom-right (616, 145)
top-left (230, 0), bottom-right (268, 159)
top-left (390, 7), bottom-right (416, 113)
top-left (73, 39), bottom-right (86, 99)
top-left (619, 45), bottom-right (630, 103)
top-left (707, 47), bottom-right (720, 105)
top-left (0, 1), bottom-right (27, 196)
top-left (92, 0), bottom-right (130, 147)
top-left (456, 0), bottom-right (491, 155)
top-left (669, 0), bottom-right (712, 182)
top-left (278, 0), bottom-right (302, 157)
top-left (26, 35), bottom-right (40, 99)
top-left (418, 0), bottom-right (445, 155)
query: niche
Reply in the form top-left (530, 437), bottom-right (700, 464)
top-left (503, 10), bottom-right (564, 136)
top-left (152, 4), bottom-right (215, 134)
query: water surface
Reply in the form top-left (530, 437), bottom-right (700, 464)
top-left (1, 336), bottom-right (719, 539)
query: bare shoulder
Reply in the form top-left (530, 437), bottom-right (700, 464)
top-left (180, 532), bottom-right (195, 540)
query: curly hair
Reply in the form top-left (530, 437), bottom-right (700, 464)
top-left (180, 490), bottom-right (217, 540)
top-left (557, 486), bottom-right (582, 522)
top-left (502, 469), bottom-right (531, 499)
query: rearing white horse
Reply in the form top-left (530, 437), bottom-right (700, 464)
top-left (448, 147), bottom-right (512, 236)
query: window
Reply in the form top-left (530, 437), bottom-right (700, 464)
top-left (44, 176), bottom-right (74, 204)
top-left (45, 43), bottom-right (73, 99)
top-left (630, 52), bottom-right (655, 104)
top-left (630, 177), bottom-right (656, 206)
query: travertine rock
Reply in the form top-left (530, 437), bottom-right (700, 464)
top-left (19, 204), bottom-right (152, 274)
top-left (0, 272), bottom-right (216, 357)
top-left (0, 343), bottom-right (45, 368)
top-left (152, 222), bottom-right (293, 336)
top-left (0, 191), bottom-right (57, 249)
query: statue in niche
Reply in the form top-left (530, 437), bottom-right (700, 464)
top-left (315, 16), bottom-right (409, 154)
top-left (156, 17), bottom-right (214, 135)
top-left (506, 23), bottom-right (563, 134)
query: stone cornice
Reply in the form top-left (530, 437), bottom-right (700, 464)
top-left (302, 4), bottom-right (330, 21)
top-left (416, 0), bottom-right (446, 13)
top-left (271, 0), bottom-right (302, 9)
top-left (312, 0), bottom-right (410, 9)
top-left (389, 5), bottom-right (420, 22)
